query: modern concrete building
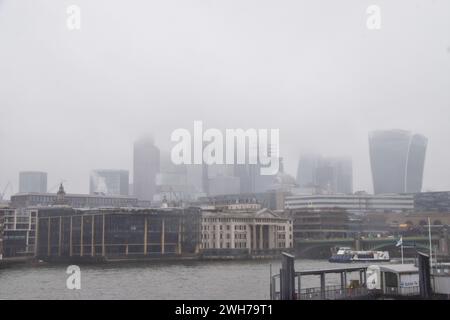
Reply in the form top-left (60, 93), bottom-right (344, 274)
top-left (289, 208), bottom-right (351, 240)
top-left (133, 136), bottom-right (160, 202)
top-left (19, 171), bottom-right (47, 193)
top-left (369, 130), bottom-right (428, 194)
top-left (285, 193), bottom-right (414, 214)
top-left (200, 204), bottom-right (293, 256)
top-left (90, 169), bottom-right (129, 196)
top-left (35, 206), bottom-right (201, 260)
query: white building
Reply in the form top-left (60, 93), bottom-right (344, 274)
top-left (285, 194), bottom-right (414, 214)
top-left (200, 204), bottom-right (293, 255)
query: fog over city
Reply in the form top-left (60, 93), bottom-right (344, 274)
top-left (1, 0), bottom-right (449, 196)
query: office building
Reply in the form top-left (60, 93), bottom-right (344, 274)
top-left (19, 171), bottom-right (47, 193)
top-left (133, 136), bottom-right (160, 202)
top-left (90, 169), bottom-right (129, 196)
top-left (369, 130), bottom-right (427, 194)
top-left (285, 193), bottom-right (414, 214)
top-left (296, 155), bottom-right (353, 194)
top-left (35, 206), bottom-right (201, 260)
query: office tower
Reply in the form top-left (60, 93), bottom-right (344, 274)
top-left (133, 136), bottom-right (160, 201)
top-left (369, 130), bottom-right (428, 194)
top-left (333, 157), bottom-right (353, 194)
top-left (296, 154), bottom-right (321, 188)
top-left (90, 170), bottom-right (129, 196)
top-left (296, 155), bottom-right (353, 194)
top-left (19, 171), bottom-right (47, 193)
top-left (406, 134), bottom-right (428, 193)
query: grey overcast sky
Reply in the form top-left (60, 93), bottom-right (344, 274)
top-left (0, 0), bottom-right (449, 196)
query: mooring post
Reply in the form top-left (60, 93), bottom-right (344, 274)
top-left (418, 251), bottom-right (432, 299)
top-left (340, 272), bottom-right (345, 290)
top-left (280, 252), bottom-right (295, 300)
top-left (320, 272), bottom-right (326, 299)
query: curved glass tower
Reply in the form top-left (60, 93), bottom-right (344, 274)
top-left (369, 130), bottom-right (427, 194)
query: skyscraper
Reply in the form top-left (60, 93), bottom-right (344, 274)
top-left (369, 130), bottom-right (428, 194)
top-left (19, 171), bottom-right (47, 193)
top-left (296, 155), bottom-right (353, 194)
top-left (296, 154), bottom-right (321, 188)
top-left (133, 136), bottom-right (160, 201)
top-left (90, 170), bottom-right (129, 196)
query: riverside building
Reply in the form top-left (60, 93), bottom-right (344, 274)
top-left (35, 207), bottom-right (202, 260)
top-left (200, 203), bottom-right (293, 257)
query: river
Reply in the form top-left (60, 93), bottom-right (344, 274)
top-left (0, 259), bottom-right (371, 299)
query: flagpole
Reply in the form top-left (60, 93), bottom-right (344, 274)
top-left (428, 217), bottom-right (433, 268)
top-left (401, 241), bottom-right (404, 264)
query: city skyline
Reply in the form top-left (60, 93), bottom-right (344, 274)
top-left (1, 0), bottom-right (450, 196)
top-left (0, 128), bottom-right (435, 199)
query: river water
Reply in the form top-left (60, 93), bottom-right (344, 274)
top-left (0, 259), bottom-right (371, 300)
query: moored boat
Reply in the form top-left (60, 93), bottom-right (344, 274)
top-left (329, 247), bottom-right (390, 263)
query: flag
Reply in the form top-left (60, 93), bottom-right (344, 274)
top-left (396, 237), bottom-right (403, 247)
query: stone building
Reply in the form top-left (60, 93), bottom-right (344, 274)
top-left (200, 204), bottom-right (293, 257)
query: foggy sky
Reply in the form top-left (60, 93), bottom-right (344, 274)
top-left (1, 0), bottom-right (450, 196)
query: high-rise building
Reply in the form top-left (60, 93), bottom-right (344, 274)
top-left (19, 171), bottom-right (47, 193)
top-left (296, 154), bottom-right (321, 188)
top-left (295, 155), bottom-right (353, 194)
top-left (90, 170), bottom-right (129, 196)
top-left (369, 130), bottom-right (427, 194)
top-left (133, 136), bottom-right (160, 201)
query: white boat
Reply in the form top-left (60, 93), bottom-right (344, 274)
top-left (329, 247), bottom-right (390, 263)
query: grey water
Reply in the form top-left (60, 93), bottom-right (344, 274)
top-left (0, 259), bottom-right (372, 300)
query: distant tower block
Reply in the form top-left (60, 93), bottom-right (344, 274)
top-left (369, 130), bottom-right (427, 194)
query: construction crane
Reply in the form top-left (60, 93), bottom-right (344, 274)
top-left (0, 181), bottom-right (13, 201)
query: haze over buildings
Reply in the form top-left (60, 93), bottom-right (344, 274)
top-left (296, 155), bottom-right (353, 194)
top-left (1, 1), bottom-right (450, 196)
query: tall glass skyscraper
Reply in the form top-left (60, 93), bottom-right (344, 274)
top-left (368, 130), bottom-right (428, 194)
top-left (133, 136), bottom-right (160, 201)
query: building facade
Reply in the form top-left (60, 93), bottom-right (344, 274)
top-left (90, 169), bottom-right (129, 196)
top-left (35, 207), bottom-right (201, 260)
top-left (369, 130), bottom-right (427, 194)
top-left (285, 193), bottom-right (414, 213)
top-left (200, 204), bottom-right (293, 256)
top-left (19, 171), bottom-right (47, 193)
top-left (133, 136), bottom-right (160, 201)
top-left (414, 192), bottom-right (450, 212)
top-left (0, 207), bottom-right (37, 257)
top-left (289, 208), bottom-right (351, 240)
top-left (10, 192), bottom-right (139, 209)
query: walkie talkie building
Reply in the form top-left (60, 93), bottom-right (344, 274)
top-left (369, 130), bottom-right (428, 194)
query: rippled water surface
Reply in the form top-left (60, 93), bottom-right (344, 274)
top-left (0, 259), bottom-right (370, 299)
